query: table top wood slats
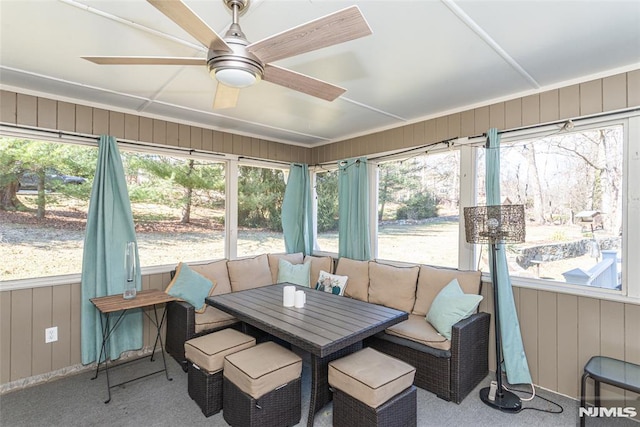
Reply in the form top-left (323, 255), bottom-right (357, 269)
top-left (207, 283), bottom-right (408, 358)
top-left (90, 289), bottom-right (177, 313)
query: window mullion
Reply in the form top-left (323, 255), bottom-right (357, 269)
top-left (227, 159), bottom-right (238, 260)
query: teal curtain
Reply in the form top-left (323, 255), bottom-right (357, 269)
top-left (338, 157), bottom-right (371, 260)
top-left (81, 135), bottom-right (142, 364)
top-left (281, 163), bottom-right (313, 255)
top-left (486, 128), bottom-right (532, 385)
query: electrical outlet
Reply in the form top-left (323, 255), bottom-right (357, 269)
top-left (45, 326), bottom-right (58, 343)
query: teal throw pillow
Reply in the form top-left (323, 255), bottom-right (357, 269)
top-left (426, 279), bottom-right (483, 340)
top-left (165, 262), bottom-right (215, 313)
top-left (277, 258), bottom-right (311, 287)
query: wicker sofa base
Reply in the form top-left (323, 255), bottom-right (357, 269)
top-left (365, 312), bottom-right (490, 404)
top-left (333, 385), bottom-right (417, 427)
top-left (187, 363), bottom-right (223, 417)
top-left (222, 376), bottom-right (301, 427)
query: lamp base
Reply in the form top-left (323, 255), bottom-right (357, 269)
top-left (479, 387), bottom-right (522, 413)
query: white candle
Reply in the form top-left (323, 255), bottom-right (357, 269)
top-left (283, 286), bottom-right (296, 307)
top-left (294, 290), bottom-right (305, 308)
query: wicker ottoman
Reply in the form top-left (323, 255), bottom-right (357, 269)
top-left (329, 347), bottom-right (417, 427)
top-left (222, 341), bottom-right (302, 427)
top-left (184, 328), bottom-right (256, 417)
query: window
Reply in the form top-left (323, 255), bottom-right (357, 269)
top-left (0, 137), bottom-right (96, 280)
top-left (476, 123), bottom-right (624, 291)
top-left (0, 137), bottom-right (227, 281)
top-left (313, 169), bottom-right (339, 253)
top-left (236, 164), bottom-right (286, 257)
top-left (376, 151), bottom-right (460, 268)
top-left (122, 152), bottom-right (226, 267)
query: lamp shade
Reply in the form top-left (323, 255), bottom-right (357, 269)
top-left (463, 204), bottom-right (525, 244)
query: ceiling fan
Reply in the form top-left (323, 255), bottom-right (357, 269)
top-left (83, 0), bottom-right (372, 109)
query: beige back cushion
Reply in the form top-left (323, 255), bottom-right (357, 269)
top-left (368, 262), bottom-right (419, 312)
top-left (227, 254), bottom-right (273, 292)
top-left (411, 265), bottom-right (482, 316)
top-left (267, 252), bottom-right (304, 284)
top-left (335, 257), bottom-right (369, 301)
top-left (190, 259), bottom-right (232, 296)
top-left (304, 255), bottom-right (333, 288)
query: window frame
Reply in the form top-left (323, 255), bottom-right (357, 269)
top-left (234, 159), bottom-right (289, 258)
top-left (310, 164), bottom-right (340, 256)
top-left (469, 114), bottom-right (639, 304)
top-left (371, 147), bottom-right (464, 268)
top-left (3, 113), bottom-right (639, 305)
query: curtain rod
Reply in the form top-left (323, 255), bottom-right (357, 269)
top-left (473, 106), bottom-right (640, 140)
top-left (237, 155), bottom-right (292, 167)
top-left (314, 106), bottom-right (640, 166)
top-left (0, 123), bottom-right (226, 159)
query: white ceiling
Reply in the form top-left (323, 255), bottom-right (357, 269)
top-left (1, 0), bottom-right (639, 147)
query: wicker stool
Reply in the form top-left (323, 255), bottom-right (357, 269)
top-left (329, 347), bottom-right (417, 427)
top-left (184, 328), bottom-right (256, 417)
top-left (222, 341), bottom-right (302, 427)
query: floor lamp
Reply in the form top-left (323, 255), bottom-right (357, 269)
top-left (463, 204), bottom-right (526, 412)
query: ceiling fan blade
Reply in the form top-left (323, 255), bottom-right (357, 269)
top-left (263, 64), bottom-right (346, 102)
top-left (213, 83), bottom-right (240, 109)
top-left (147, 0), bottom-right (231, 52)
top-left (247, 5), bottom-right (372, 64)
top-left (82, 56), bottom-right (206, 66)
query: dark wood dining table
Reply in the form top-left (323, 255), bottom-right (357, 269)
top-left (206, 283), bottom-right (408, 427)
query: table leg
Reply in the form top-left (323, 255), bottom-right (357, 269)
top-left (580, 372), bottom-right (589, 427)
top-left (91, 313), bottom-right (113, 404)
top-left (152, 304), bottom-right (172, 381)
top-left (306, 342), bottom-right (363, 427)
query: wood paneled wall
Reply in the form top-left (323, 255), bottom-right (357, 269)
top-left (0, 90), bottom-right (310, 164)
top-left (0, 272), bottom-right (172, 386)
top-left (3, 275), bottom-right (638, 412)
top-left (479, 283), bottom-right (640, 410)
top-left (2, 70), bottom-right (640, 409)
top-left (311, 70), bottom-right (640, 163)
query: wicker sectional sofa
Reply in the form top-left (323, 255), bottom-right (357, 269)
top-left (164, 253), bottom-right (489, 404)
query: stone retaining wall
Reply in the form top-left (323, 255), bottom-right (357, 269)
top-left (516, 237), bottom-right (621, 269)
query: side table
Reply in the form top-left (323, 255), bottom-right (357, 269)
top-left (580, 355), bottom-right (640, 426)
top-left (90, 289), bottom-right (177, 403)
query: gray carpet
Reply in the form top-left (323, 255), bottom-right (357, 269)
top-left (0, 352), bottom-right (636, 427)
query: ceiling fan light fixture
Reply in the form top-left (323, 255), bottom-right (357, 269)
top-left (213, 67), bottom-right (258, 88)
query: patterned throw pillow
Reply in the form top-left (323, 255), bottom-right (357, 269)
top-left (315, 270), bottom-right (348, 296)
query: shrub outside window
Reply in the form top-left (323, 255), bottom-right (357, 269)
top-left (376, 151), bottom-right (460, 268)
top-left (314, 169), bottom-right (339, 254)
top-left (236, 164), bottom-right (286, 257)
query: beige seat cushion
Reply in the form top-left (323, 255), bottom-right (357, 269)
top-left (328, 347), bottom-right (415, 408)
top-left (412, 266), bottom-right (482, 316)
top-left (368, 262), bottom-right (419, 312)
top-left (194, 306), bottom-right (239, 334)
top-left (304, 255), bottom-right (333, 288)
top-left (227, 254), bottom-right (273, 292)
top-left (223, 341), bottom-right (302, 399)
top-left (335, 257), bottom-right (369, 301)
top-left (385, 314), bottom-right (451, 351)
top-left (190, 259), bottom-right (232, 295)
top-left (267, 253), bottom-right (304, 284)
top-left (185, 328), bottom-right (256, 374)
